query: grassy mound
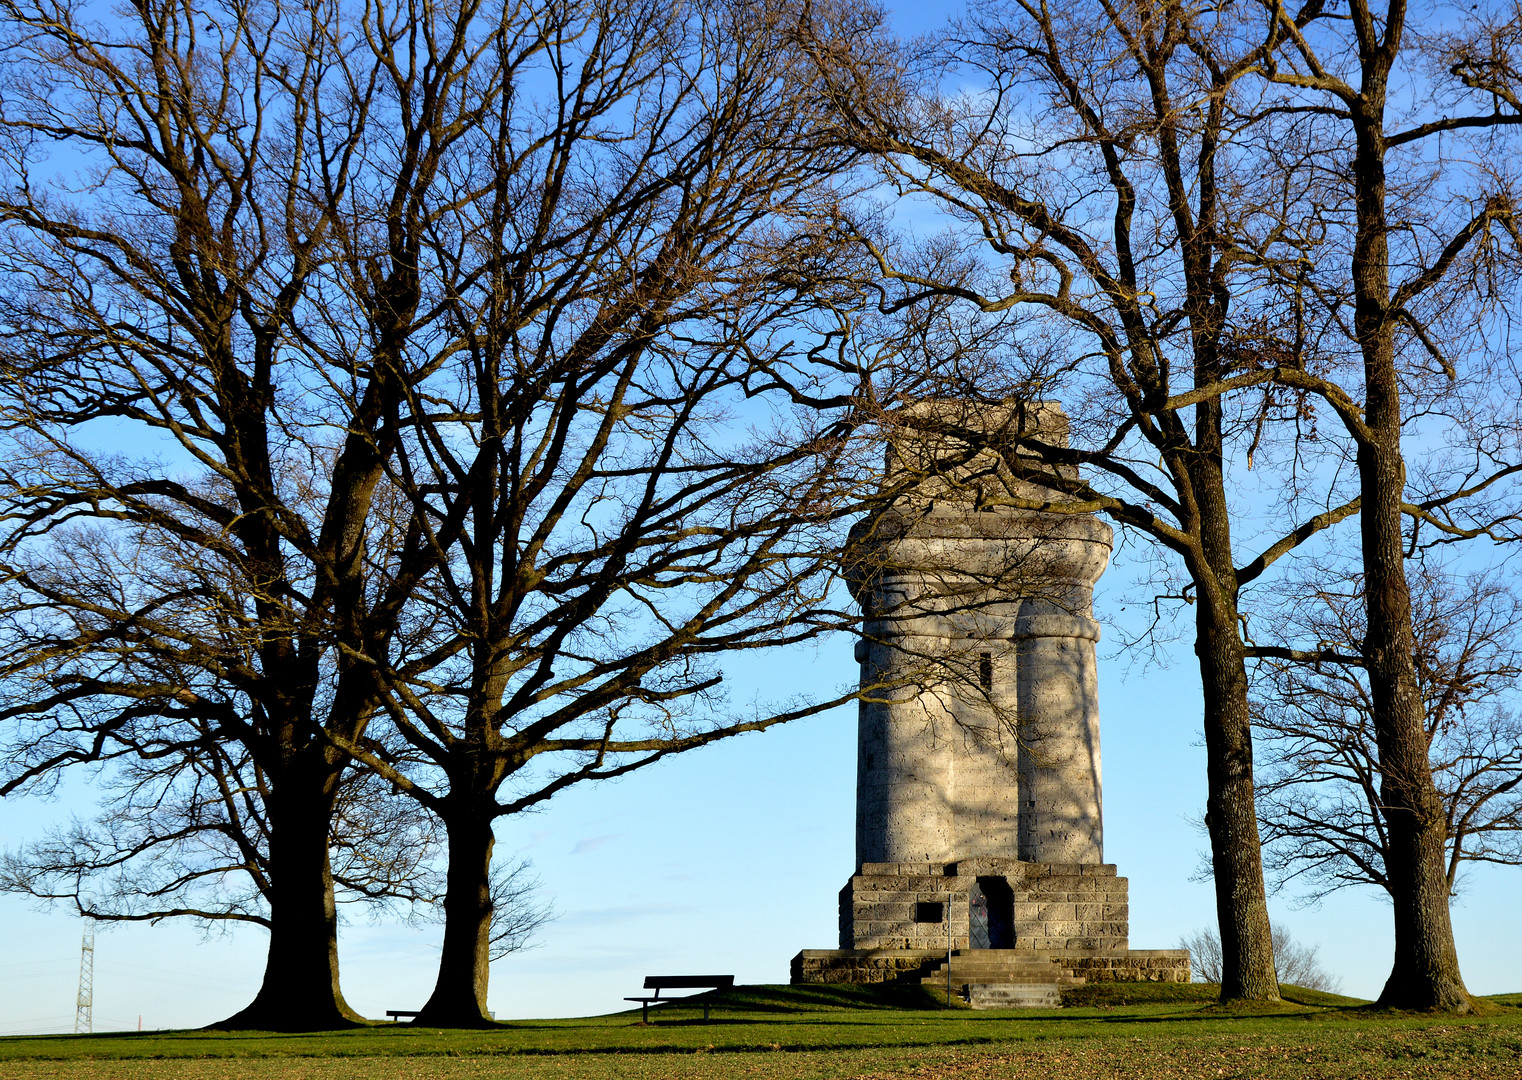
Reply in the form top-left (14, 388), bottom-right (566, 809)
top-left (1, 985), bottom-right (1519, 1079)
top-left (1062, 981), bottom-right (1369, 1009)
top-left (669, 982), bottom-right (962, 1013)
top-left (1061, 981), bottom-right (1218, 1007)
top-left (1279, 984), bottom-right (1370, 1008)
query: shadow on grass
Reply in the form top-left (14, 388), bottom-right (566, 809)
top-left (10, 981), bottom-right (1516, 1062)
top-left (694, 984), bottom-right (960, 1013)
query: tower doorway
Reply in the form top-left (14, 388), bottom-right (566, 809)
top-left (968, 876), bottom-right (1015, 949)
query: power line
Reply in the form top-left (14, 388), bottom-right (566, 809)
top-left (74, 923), bottom-right (94, 1035)
top-left (97, 959), bottom-right (250, 990)
top-left (0, 1015), bottom-right (78, 1036)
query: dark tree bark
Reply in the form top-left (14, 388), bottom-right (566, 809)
top-left (795, 0), bottom-right (1345, 1001)
top-left (1194, 566), bottom-right (1280, 1002)
top-left (415, 800), bottom-right (498, 1027)
top-left (1351, 118), bottom-right (1471, 1010)
top-left (1256, 0), bottom-right (1522, 1012)
top-left (218, 761), bottom-right (355, 1029)
top-left (0, 0), bottom-right (486, 1029)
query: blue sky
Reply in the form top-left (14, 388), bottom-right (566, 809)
top-left (1, 536), bottom-right (1517, 1032)
top-left (0, 0), bottom-right (1518, 1037)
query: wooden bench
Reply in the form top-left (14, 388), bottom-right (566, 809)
top-left (624, 975), bottom-right (735, 1023)
top-left (385, 1010), bottom-right (419, 1022)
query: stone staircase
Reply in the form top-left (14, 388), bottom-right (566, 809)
top-left (919, 950), bottom-right (1085, 1009)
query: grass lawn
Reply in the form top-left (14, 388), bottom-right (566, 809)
top-left (3, 984), bottom-right (1519, 1079)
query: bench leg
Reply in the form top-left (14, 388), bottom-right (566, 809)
top-left (703, 1003), bottom-right (711, 1022)
top-left (642, 1001), bottom-right (649, 1024)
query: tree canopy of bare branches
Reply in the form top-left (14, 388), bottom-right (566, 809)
top-left (794, 0), bottom-right (1378, 1002)
top-left (0, 0), bottom-right (899, 1029)
top-left (1255, 565), bottom-right (1522, 901)
top-left (801, 0), bottom-right (1522, 1013)
top-left (1181, 924), bottom-right (1343, 993)
top-left (1246, 0), bottom-right (1522, 1011)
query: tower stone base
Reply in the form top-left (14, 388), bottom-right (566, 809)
top-left (841, 859), bottom-right (1130, 952)
top-left (790, 859), bottom-right (1188, 997)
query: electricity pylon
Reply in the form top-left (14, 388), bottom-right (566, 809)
top-left (74, 922), bottom-right (94, 1034)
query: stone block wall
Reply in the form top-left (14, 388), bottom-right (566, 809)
top-left (802, 850), bottom-right (1186, 993)
top-left (1010, 862), bottom-right (1129, 952)
top-left (791, 949), bottom-right (941, 985)
top-left (789, 947), bottom-right (1191, 986)
top-left (839, 859), bottom-right (1129, 953)
top-left (838, 862), bottom-right (965, 951)
top-left (1064, 950), bottom-right (1191, 983)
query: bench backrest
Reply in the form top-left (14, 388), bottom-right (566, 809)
top-left (643, 975), bottom-right (734, 990)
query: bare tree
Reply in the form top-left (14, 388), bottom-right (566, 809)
top-left (0, 0), bottom-right (518, 1027)
top-left (267, 0), bottom-right (919, 1027)
top-left (1254, 565), bottom-right (1522, 900)
top-left (0, 0), bottom-right (921, 1030)
top-left (0, 745), bottom-right (444, 926)
top-left (1249, 0), bottom-right (1522, 1011)
top-left (794, 0), bottom-right (1381, 1002)
top-left (1182, 924), bottom-right (1342, 993)
top-left (485, 859), bottom-right (555, 963)
top-left (1180, 925), bottom-right (1226, 984)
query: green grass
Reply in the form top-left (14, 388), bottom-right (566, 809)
top-left (1277, 984), bottom-right (1371, 1008)
top-left (1, 983), bottom-right (1519, 1079)
top-left (1060, 980), bottom-right (1221, 1007)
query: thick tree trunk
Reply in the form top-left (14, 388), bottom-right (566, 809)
top-left (1361, 417), bottom-right (1471, 1011)
top-left (1186, 408), bottom-right (1280, 1002)
top-left (1196, 587), bottom-right (1281, 1001)
top-left (214, 768), bottom-right (360, 1031)
top-left (414, 803), bottom-right (497, 1026)
top-left (1349, 102), bottom-right (1472, 1012)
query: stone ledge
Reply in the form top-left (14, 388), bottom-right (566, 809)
top-left (791, 949), bottom-right (944, 985)
top-left (792, 947), bottom-right (1191, 987)
top-left (859, 862), bottom-right (954, 876)
top-left (796, 949), bottom-right (946, 959)
top-left (1065, 952), bottom-right (1190, 983)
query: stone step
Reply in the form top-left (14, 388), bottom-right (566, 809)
top-left (937, 960), bottom-right (1077, 969)
top-left (931, 967), bottom-right (1077, 979)
top-left (964, 983), bottom-right (1062, 1009)
top-left (927, 967), bottom-right (1077, 977)
top-left (942, 954), bottom-right (1069, 964)
top-left (931, 979), bottom-right (1077, 985)
top-left (919, 958), bottom-right (1087, 989)
top-left (925, 979), bottom-right (1083, 985)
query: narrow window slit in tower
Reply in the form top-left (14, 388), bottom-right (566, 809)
top-left (978, 652), bottom-right (993, 692)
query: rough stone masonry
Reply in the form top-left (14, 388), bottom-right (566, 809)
top-left (791, 401), bottom-right (1188, 999)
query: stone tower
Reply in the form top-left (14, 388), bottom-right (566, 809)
top-left (791, 401), bottom-right (1189, 1001)
top-left (850, 401), bottom-right (1109, 869)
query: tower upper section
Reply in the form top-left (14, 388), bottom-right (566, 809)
top-left (849, 400), bottom-right (1111, 867)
